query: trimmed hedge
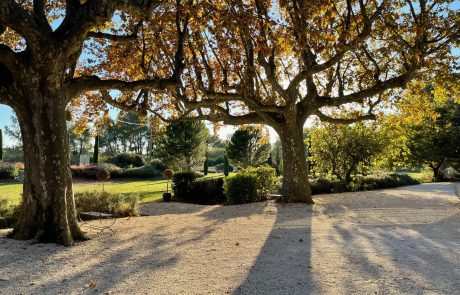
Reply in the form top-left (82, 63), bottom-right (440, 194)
top-left (182, 177), bottom-right (226, 204)
top-left (224, 166), bottom-right (278, 204)
top-left (106, 153), bottom-right (145, 168)
top-left (215, 162), bottom-right (234, 173)
top-left (71, 161), bottom-right (164, 179)
top-left (172, 171), bottom-right (202, 199)
top-left (224, 173), bottom-right (259, 204)
top-left (243, 166), bottom-right (278, 199)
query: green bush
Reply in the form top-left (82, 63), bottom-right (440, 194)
top-left (182, 177), bottom-right (226, 204)
top-left (310, 177), bottom-right (346, 194)
top-left (75, 191), bottom-right (139, 217)
top-left (122, 163), bottom-right (163, 178)
top-left (172, 171), bottom-right (202, 198)
top-left (215, 162), bottom-right (234, 173)
top-left (310, 173), bottom-right (419, 195)
top-left (98, 163), bottom-right (123, 178)
top-left (146, 159), bottom-right (166, 171)
top-left (224, 173), bottom-right (259, 204)
top-left (0, 199), bottom-right (19, 228)
top-left (243, 166), bottom-right (278, 198)
top-left (0, 161), bottom-right (19, 179)
top-left (106, 153), bottom-right (145, 168)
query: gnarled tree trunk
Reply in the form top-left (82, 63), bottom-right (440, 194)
top-left (9, 95), bottom-right (86, 246)
top-left (276, 119), bottom-right (313, 204)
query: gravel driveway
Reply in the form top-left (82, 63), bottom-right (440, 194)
top-left (0, 183), bottom-right (459, 294)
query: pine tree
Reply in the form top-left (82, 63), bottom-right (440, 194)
top-left (154, 121), bottom-right (208, 171)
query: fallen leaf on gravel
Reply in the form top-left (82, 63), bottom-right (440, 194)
top-left (89, 282), bottom-right (97, 288)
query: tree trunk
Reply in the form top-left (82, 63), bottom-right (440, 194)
top-left (430, 163), bottom-right (444, 182)
top-left (9, 97), bottom-right (86, 246)
top-left (277, 122), bottom-right (313, 204)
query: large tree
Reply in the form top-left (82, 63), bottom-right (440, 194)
top-left (152, 0), bottom-right (459, 203)
top-left (0, 0), bottom-right (189, 245)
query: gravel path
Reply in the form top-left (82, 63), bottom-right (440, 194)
top-left (1, 183), bottom-right (459, 295)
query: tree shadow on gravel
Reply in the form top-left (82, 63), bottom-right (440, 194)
top-left (0, 223), bottom-right (180, 295)
top-left (232, 203), bottom-right (317, 294)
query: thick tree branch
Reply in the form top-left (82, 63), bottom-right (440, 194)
top-left (0, 44), bottom-right (16, 69)
top-left (0, 0), bottom-right (43, 42)
top-left (100, 90), bottom-right (148, 115)
top-left (155, 108), bottom-right (264, 126)
top-left (313, 110), bottom-right (376, 124)
top-left (86, 21), bottom-right (143, 42)
top-left (316, 68), bottom-right (416, 108)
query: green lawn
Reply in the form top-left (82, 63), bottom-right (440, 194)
top-left (0, 173), bottom-right (225, 205)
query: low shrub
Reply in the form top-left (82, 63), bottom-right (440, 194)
top-left (122, 164), bottom-right (163, 178)
top-left (0, 161), bottom-right (19, 179)
top-left (310, 173), bottom-right (419, 195)
top-left (243, 166), bottom-right (278, 199)
top-left (106, 153), bottom-right (145, 168)
top-left (208, 156), bottom-right (225, 166)
top-left (98, 163), bottom-right (123, 178)
top-left (75, 191), bottom-right (139, 217)
top-left (215, 163), bottom-right (234, 173)
top-left (146, 159), bottom-right (166, 171)
top-left (182, 177), bottom-right (225, 204)
top-left (310, 177), bottom-right (346, 194)
top-left (224, 173), bottom-right (259, 204)
top-left (0, 199), bottom-right (19, 228)
top-left (71, 162), bottom-right (163, 179)
top-left (172, 171), bottom-right (202, 199)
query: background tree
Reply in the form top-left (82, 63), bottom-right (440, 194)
top-left (117, 112), bottom-right (150, 154)
top-left (223, 154), bottom-right (230, 177)
top-left (203, 151), bottom-right (208, 175)
top-left (152, 0), bottom-right (459, 203)
top-left (393, 81), bottom-right (460, 181)
top-left (93, 135), bottom-right (99, 164)
top-left (4, 114), bottom-right (21, 144)
top-left (0, 0), bottom-right (189, 245)
top-left (154, 121), bottom-right (208, 171)
top-left (309, 122), bottom-right (386, 184)
top-left (270, 140), bottom-right (283, 175)
top-left (226, 126), bottom-right (271, 169)
top-left (68, 125), bottom-right (92, 160)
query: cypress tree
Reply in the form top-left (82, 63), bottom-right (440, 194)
top-left (203, 151), bottom-right (208, 175)
top-left (93, 135), bottom-right (99, 164)
top-left (223, 154), bottom-right (229, 177)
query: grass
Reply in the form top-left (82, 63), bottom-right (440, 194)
top-left (0, 173), bottom-right (225, 205)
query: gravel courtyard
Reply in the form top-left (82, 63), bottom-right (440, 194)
top-left (0, 183), bottom-right (459, 295)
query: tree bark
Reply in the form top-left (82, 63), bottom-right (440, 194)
top-left (277, 121), bottom-right (313, 204)
top-left (9, 97), bottom-right (86, 246)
